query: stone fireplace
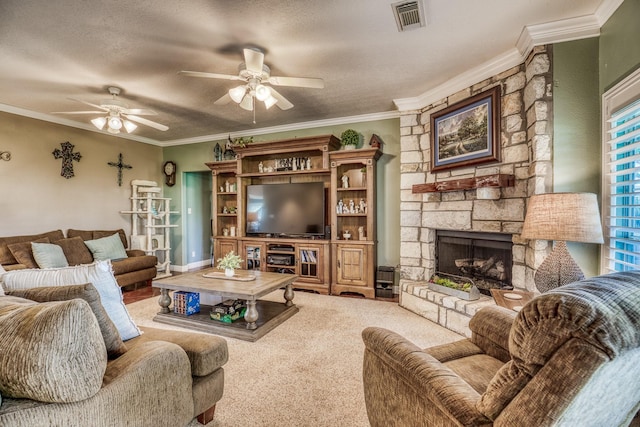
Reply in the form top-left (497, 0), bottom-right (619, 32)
top-left (397, 46), bottom-right (554, 336)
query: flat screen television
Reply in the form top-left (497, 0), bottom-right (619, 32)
top-left (246, 182), bottom-right (325, 237)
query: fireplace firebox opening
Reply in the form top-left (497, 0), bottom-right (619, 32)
top-left (435, 230), bottom-right (513, 295)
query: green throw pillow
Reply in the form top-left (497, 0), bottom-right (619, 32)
top-left (84, 233), bottom-right (128, 261)
top-left (31, 242), bottom-right (69, 269)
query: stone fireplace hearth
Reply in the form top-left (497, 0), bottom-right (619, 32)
top-left (397, 46), bottom-right (554, 336)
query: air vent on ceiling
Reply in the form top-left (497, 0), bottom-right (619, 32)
top-left (392, 0), bottom-right (425, 32)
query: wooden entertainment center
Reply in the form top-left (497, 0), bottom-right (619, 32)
top-left (206, 135), bottom-right (381, 298)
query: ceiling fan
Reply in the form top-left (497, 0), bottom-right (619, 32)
top-left (179, 48), bottom-right (324, 113)
top-left (52, 87), bottom-right (169, 134)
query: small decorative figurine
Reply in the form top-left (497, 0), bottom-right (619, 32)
top-left (342, 174), bottom-right (349, 189)
top-left (306, 158), bottom-right (311, 169)
top-left (358, 226), bottom-right (365, 241)
top-left (258, 161), bottom-right (264, 173)
top-left (337, 200), bottom-right (344, 214)
top-left (349, 199), bottom-right (355, 213)
top-left (360, 199), bottom-right (367, 213)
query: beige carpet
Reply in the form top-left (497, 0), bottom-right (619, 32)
top-left (127, 290), bottom-right (463, 427)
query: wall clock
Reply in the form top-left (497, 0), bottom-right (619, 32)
top-left (163, 161), bottom-right (176, 186)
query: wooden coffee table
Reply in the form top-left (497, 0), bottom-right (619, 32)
top-left (152, 268), bottom-right (299, 342)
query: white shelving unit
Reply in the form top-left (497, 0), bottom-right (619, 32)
top-left (121, 179), bottom-right (178, 278)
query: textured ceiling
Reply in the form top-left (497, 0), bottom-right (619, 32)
top-left (0, 0), bottom-right (604, 145)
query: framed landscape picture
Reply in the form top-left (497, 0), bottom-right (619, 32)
top-left (430, 86), bottom-right (501, 173)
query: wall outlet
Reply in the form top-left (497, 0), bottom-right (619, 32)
top-left (187, 207), bottom-right (192, 214)
top-left (191, 251), bottom-right (196, 258)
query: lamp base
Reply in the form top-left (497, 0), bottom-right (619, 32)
top-left (534, 241), bottom-right (585, 293)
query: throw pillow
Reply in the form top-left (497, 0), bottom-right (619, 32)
top-left (84, 233), bottom-right (128, 261)
top-left (7, 237), bottom-right (50, 268)
top-left (2, 260), bottom-right (141, 340)
top-left (0, 298), bottom-right (106, 403)
top-left (53, 236), bottom-right (94, 265)
top-left (31, 242), bottom-right (69, 269)
top-left (7, 283), bottom-right (128, 359)
top-left (0, 264), bottom-right (5, 295)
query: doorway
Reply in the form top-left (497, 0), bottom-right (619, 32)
top-left (184, 171), bottom-right (212, 270)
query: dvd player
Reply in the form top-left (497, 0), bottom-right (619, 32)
top-left (267, 254), bottom-right (294, 266)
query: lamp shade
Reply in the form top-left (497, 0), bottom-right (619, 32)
top-left (521, 192), bottom-right (604, 244)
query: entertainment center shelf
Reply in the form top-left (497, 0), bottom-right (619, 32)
top-left (206, 135), bottom-right (380, 298)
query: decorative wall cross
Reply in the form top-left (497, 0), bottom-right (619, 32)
top-left (108, 153), bottom-right (132, 186)
top-left (52, 141), bottom-right (81, 179)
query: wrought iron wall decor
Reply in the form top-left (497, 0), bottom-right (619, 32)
top-left (108, 153), bottom-right (132, 186)
top-left (52, 141), bottom-right (81, 179)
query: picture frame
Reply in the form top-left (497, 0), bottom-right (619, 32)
top-left (430, 86), bottom-right (501, 173)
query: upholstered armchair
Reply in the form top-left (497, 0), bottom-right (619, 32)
top-left (362, 271), bottom-right (640, 426)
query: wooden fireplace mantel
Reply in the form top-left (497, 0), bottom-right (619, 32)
top-left (412, 174), bottom-right (515, 194)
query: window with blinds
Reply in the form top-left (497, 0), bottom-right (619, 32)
top-left (603, 71), bottom-right (640, 273)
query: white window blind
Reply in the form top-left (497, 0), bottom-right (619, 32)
top-left (603, 94), bottom-right (640, 273)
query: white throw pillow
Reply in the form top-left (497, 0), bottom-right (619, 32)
top-left (0, 264), bottom-right (5, 295)
top-left (2, 260), bottom-right (140, 340)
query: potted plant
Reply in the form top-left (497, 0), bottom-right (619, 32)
top-left (216, 251), bottom-right (243, 277)
top-left (340, 129), bottom-right (360, 150)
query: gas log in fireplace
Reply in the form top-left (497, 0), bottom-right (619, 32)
top-left (435, 230), bottom-right (513, 294)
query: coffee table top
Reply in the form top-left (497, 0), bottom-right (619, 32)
top-left (153, 268), bottom-right (298, 300)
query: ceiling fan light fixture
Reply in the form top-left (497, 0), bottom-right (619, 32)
top-left (108, 116), bottom-right (123, 131)
top-left (264, 95), bottom-right (278, 109)
top-left (239, 94), bottom-right (254, 111)
top-left (255, 84), bottom-right (271, 102)
top-left (123, 119), bottom-right (137, 133)
top-left (229, 85), bottom-right (247, 103)
top-left (91, 117), bottom-right (107, 130)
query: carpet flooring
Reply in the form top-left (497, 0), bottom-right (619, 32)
top-left (126, 290), bottom-right (463, 427)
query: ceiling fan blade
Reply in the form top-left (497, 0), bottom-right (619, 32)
top-left (178, 70), bottom-right (243, 81)
top-left (124, 114), bottom-right (169, 131)
top-left (243, 48), bottom-right (264, 75)
top-left (269, 88), bottom-right (294, 110)
top-left (68, 97), bottom-right (109, 111)
top-left (268, 76), bottom-right (325, 89)
top-left (51, 110), bottom-right (105, 115)
top-left (123, 108), bottom-right (157, 116)
top-left (214, 93), bottom-right (232, 105)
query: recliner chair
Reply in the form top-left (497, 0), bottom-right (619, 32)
top-left (362, 271), bottom-right (640, 426)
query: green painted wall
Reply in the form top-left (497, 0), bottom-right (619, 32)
top-left (553, 38), bottom-right (601, 277)
top-left (599, 0), bottom-right (640, 92)
top-left (163, 118), bottom-right (401, 268)
top-left (552, 0), bottom-right (640, 278)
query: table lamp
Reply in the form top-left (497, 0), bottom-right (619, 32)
top-left (520, 192), bottom-right (604, 293)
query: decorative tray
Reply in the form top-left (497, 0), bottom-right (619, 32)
top-left (428, 272), bottom-right (480, 301)
top-left (202, 271), bottom-right (256, 281)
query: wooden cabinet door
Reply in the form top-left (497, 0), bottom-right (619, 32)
top-left (242, 241), bottom-right (266, 271)
top-left (214, 239), bottom-right (237, 264)
top-left (336, 244), bottom-right (367, 286)
top-left (297, 243), bottom-right (323, 284)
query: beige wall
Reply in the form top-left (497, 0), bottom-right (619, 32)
top-left (0, 112), bottom-right (162, 239)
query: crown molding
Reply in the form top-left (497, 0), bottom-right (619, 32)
top-left (159, 110), bottom-right (400, 147)
top-left (0, 103), bottom-right (162, 146)
top-left (395, 1), bottom-right (625, 114)
top-left (393, 48), bottom-right (524, 111)
top-left (594, 0), bottom-right (624, 26)
top-left (516, 15), bottom-right (600, 58)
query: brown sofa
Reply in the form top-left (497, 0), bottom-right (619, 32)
top-left (0, 229), bottom-right (157, 287)
top-left (362, 271), bottom-right (640, 426)
top-left (0, 289), bottom-right (228, 426)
